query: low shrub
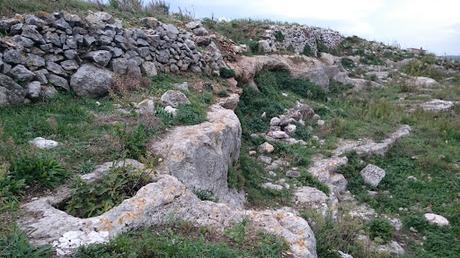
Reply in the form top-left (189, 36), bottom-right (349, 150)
top-left (174, 103), bottom-right (206, 125)
top-left (219, 67), bottom-right (236, 79)
top-left (341, 58), bottom-right (355, 70)
top-left (62, 165), bottom-right (151, 218)
top-left (0, 227), bottom-right (52, 258)
top-left (302, 44), bottom-right (315, 57)
top-left (367, 218), bottom-right (394, 243)
top-left (274, 31), bottom-right (285, 42)
top-left (9, 153), bottom-right (68, 189)
top-left (194, 189), bottom-right (218, 202)
top-left (114, 124), bottom-right (151, 159)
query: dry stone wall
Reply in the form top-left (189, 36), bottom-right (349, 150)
top-left (259, 25), bottom-right (344, 55)
top-left (0, 11), bottom-right (226, 106)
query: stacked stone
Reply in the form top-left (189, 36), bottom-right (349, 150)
top-left (258, 24), bottom-right (344, 55)
top-left (0, 11), bottom-right (226, 106)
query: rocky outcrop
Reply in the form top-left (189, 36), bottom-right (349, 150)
top-left (20, 167), bottom-right (316, 257)
top-left (149, 104), bottom-right (245, 207)
top-left (0, 11), bottom-right (226, 103)
top-left (230, 54), bottom-right (347, 90)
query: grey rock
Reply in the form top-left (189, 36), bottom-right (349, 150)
top-left (26, 81), bottom-right (42, 98)
top-left (70, 64), bottom-right (113, 97)
top-left (421, 99), bottom-right (455, 112)
top-left (160, 90), bottom-right (190, 108)
top-left (48, 74), bottom-right (69, 91)
top-left (60, 60), bottom-right (79, 71)
top-left (286, 170), bottom-right (301, 178)
top-left (424, 213), bottom-right (449, 226)
top-left (141, 61), bottom-right (157, 77)
top-left (86, 50), bottom-right (112, 67)
top-left (12, 35), bottom-right (34, 49)
top-left (136, 98), bottom-right (155, 115)
top-left (24, 15), bottom-right (46, 27)
top-left (150, 104), bottom-right (244, 207)
top-left (163, 24), bottom-right (179, 38)
top-left (140, 17), bottom-right (160, 28)
top-left (29, 137), bottom-right (59, 149)
top-left (64, 50), bottom-right (78, 60)
top-left (360, 164), bottom-right (386, 187)
top-left (21, 25), bottom-right (44, 43)
top-left (9, 65), bottom-right (35, 82)
top-left (3, 49), bottom-right (23, 64)
top-left (25, 54), bottom-right (46, 68)
top-left (294, 186), bottom-right (330, 217)
top-left (185, 21), bottom-right (201, 30)
top-left (0, 74), bottom-right (26, 106)
top-left (46, 61), bottom-right (66, 75)
top-left (173, 82), bottom-right (189, 91)
top-left (41, 85), bottom-right (58, 99)
top-left (192, 27), bottom-right (208, 36)
top-left (34, 69), bottom-right (49, 84)
top-left (157, 50), bottom-right (170, 63)
top-left (54, 18), bottom-right (71, 30)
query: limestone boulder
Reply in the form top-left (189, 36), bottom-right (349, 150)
top-left (70, 64), bottom-right (113, 97)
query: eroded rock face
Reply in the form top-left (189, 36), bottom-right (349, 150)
top-left (149, 104), bottom-right (245, 207)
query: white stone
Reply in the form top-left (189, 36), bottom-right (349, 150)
top-left (360, 164), bottom-right (386, 187)
top-left (270, 117), bottom-right (281, 126)
top-left (421, 99), bottom-right (454, 112)
top-left (164, 106), bottom-right (177, 116)
top-left (285, 124), bottom-right (297, 134)
top-left (267, 130), bottom-right (289, 139)
top-left (338, 251), bottom-right (353, 258)
top-left (258, 142), bottom-right (274, 153)
top-left (29, 137), bottom-right (59, 149)
top-left (261, 182), bottom-right (284, 191)
top-left (137, 98), bottom-right (155, 115)
top-left (317, 120), bottom-right (325, 126)
top-left (424, 213), bottom-right (449, 226)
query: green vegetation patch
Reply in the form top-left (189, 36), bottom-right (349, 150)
top-left (60, 165), bottom-right (152, 218)
top-left (74, 223), bottom-right (288, 258)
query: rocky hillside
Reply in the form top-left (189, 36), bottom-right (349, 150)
top-left (0, 1), bottom-right (459, 258)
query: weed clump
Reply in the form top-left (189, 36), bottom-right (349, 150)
top-left (219, 67), bottom-right (236, 79)
top-left (62, 165), bottom-right (151, 218)
top-left (367, 218), bottom-right (394, 243)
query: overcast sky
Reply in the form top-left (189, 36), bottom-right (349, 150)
top-left (168, 0), bottom-right (460, 55)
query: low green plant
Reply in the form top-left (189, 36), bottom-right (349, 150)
top-left (0, 165), bottom-right (25, 212)
top-left (367, 218), bottom-right (394, 243)
top-left (274, 31), bottom-right (285, 42)
top-left (341, 58), bottom-right (355, 70)
top-left (194, 189), bottom-right (218, 202)
top-left (74, 224), bottom-right (287, 258)
top-left (219, 67), bottom-right (236, 79)
top-left (62, 165), bottom-right (151, 218)
top-left (302, 44), bottom-right (315, 57)
top-left (228, 151), bottom-right (292, 207)
top-left (9, 153), bottom-right (68, 189)
top-left (114, 124), bottom-right (151, 159)
top-left (175, 103), bottom-right (206, 125)
top-left (224, 219), bottom-right (249, 245)
top-left (0, 227), bottom-right (52, 258)
top-left (297, 170), bottom-right (330, 195)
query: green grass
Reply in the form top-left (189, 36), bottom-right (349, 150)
top-left (0, 227), bottom-right (52, 258)
top-left (60, 165), bottom-right (151, 218)
top-left (337, 107), bottom-right (460, 257)
top-left (73, 223), bottom-right (288, 258)
top-left (228, 150), bottom-right (292, 208)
